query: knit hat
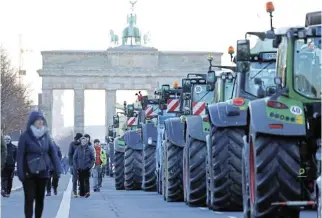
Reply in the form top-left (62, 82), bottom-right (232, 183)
top-left (74, 133), bottom-right (83, 140)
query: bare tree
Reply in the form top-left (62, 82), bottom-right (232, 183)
top-left (1, 47), bottom-right (32, 134)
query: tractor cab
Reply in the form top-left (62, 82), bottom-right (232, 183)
top-left (181, 74), bottom-right (212, 116)
top-left (235, 36), bottom-right (277, 101)
top-left (154, 83), bottom-right (182, 116)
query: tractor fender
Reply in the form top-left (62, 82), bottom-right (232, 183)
top-left (164, 117), bottom-right (185, 147)
top-left (248, 99), bottom-right (306, 136)
top-left (185, 115), bottom-right (206, 142)
top-left (114, 137), bottom-right (125, 153)
top-left (208, 102), bottom-right (247, 127)
top-left (124, 130), bottom-right (143, 150)
top-left (142, 123), bottom-right (157, 146)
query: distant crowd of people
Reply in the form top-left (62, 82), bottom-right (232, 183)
top-left (1, 110), bottom-right (108, 218)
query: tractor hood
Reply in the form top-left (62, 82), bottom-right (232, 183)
top-left (142, 123), bottom-right (157, 146)
top-left (124, 130), bottom-right (143, 150)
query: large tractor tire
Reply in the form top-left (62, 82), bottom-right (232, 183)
top-left (142, 144), bottom-right (157, 191)
top-left (124, 147), bottom-right (143, 190)
top-left (114, 151), bottom-right (125, 190)
top-left (211, 127), bottom-right (243, 211)
top-left (164, 140), bottom-right (184, 202)
top-left (184, 139), bottom-right (207, 207)
top-left (246, 134), bottom-right (306, 218)
top-left (108, 143), bottom-right (115, 177)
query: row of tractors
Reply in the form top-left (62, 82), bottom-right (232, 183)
top-left (105, 4), bottom-right (321, 218)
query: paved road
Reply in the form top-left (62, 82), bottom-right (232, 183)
top-left (1, 175), bottom-right (318, 218)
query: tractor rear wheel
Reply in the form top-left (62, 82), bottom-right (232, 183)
top-left (211, 127), bottom-right (243, 211)
top-left (164, 140), bottom-right (184, 202)
top-left (142, 144), bottom-right (157, 191)
top-left (248, 134), bottom-right (306, 218)
top-left (124, 147), bottom-right (143, 190)
top-left (114, 151), bottom-right (125, 190)
top-left (184, 139), bottom-right (207, 206)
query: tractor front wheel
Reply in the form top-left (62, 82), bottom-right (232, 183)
top-left (164, 140), bottom-right (184, 202)
top-left (114, 151), bottom-right (125, 190)
top-left (142, 144), bottom-right (157, 191)
top-left (124, 147), bottom-right (143, 190)
top-left (247, 134), bottom-right (306, 218)
top-left (211, 127), bottom-right (243, 211)
top-left (184, 139), bottom-right (207, 207)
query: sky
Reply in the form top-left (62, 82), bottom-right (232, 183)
top-left (0, 0), bottom-right (321, 127)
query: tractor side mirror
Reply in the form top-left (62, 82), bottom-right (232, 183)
top-left (206, 70), bottom-right (216, 91)
top-left (236, 39), bottom-right (250, 62)
top-left (272, 36), bottom-right (282, 48)
top-left (182, 79), bottom-right (191, 93)
top-left (127, 104), bottom-right (134, 117)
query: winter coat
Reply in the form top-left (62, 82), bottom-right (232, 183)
top-left (5, 142), bottom-right (17, 169)
top-left (1, 134), bottom-right (7, 170)
top-left (17, 111), bottom-right (62, 182)
top-left (73, 144), bottom-right (95, 171)
top-left (93, 147), bottom-right (107, 166)
top-left (68, 141), bottom-right (80, 166)
top-left (49, 142), bottom-right (63, 171)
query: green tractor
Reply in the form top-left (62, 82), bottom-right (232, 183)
top-left (112, 102), bottom-right (137, 190)
top-left (242, 11), bottom-right (321, 218)
top-left (206, 5), bottom-right (278, 211)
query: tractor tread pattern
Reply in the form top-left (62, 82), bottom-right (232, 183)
top-left (253, 135), bottom-right (307, 218)
top-left (142, 144), bottom-right (157, 191)
top-left (187, 139), bottom-right (207, 206)
top-left (124, 147), bottom-right (143, 190)
top-left (114, 151), bottom-right (125, 190)
top-left (211, 127), bottom-right (243, 211)
top-left (166, 140), bottom-right (184, 202)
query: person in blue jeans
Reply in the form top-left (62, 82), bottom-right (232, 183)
top-left (68, 133), bottom-right (82, 197)
top-left (17, 111), bottom-right (61, 218)
top-left (73, 136), bottom-right (95, 198)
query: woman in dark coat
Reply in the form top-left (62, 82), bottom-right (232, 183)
top-left (17, 111), bottom-right (61, 218)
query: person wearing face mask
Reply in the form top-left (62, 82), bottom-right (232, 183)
top-left (1, 135), bottom-right (17, 197)
top-left (68, 132), bottom-right (83, 197)
top-left (17, 111), bottom-right (61, 218)
top-left (73, 136), bottom-right (95, 198)
top-left (93, 139), bottom-right (107, 192)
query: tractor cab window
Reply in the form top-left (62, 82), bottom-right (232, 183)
top-left (224, 79), bottom-right (235, 101)
top-left (294, 37), bottom-right (321, 99)
top-left (245, 61), bottom-right (276, 97)
top-left (192, 84), bottom-right (213, 104)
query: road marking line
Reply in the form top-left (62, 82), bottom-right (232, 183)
top-left (199, 207), bottom-right (207, 210)
top-left (214, 211), bottom-right (224, 214)
top-left (55, 177), bottom-right (72, 218)
top-left (228, 216), bottom-right (237, 218)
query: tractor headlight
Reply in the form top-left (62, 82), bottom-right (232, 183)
top-left (148, 137), bottom-right (153, 145)
top-left (228, 74), bottom-right (233, 80)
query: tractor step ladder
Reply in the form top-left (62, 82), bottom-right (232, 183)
top-left (271, 201), bottom-right (316, 207)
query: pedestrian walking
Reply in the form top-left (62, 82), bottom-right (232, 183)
top-left (1, 135), bottom-right (17, 197)
top-left (93, 139), bottom-right (107, 192)
top-left (73, 136), bottom-right (94, 198)
top-left (84, 134), bottom-right (93, 149)
top-left (68, 133), bottom-right (82, 197)
top-left (17, 111), bottom-right (61, 218)
top-left (1, 130), bottom-right (7, 171)
top-left (46, 138), bottom-right (62, 196)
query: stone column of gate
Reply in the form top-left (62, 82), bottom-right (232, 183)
top-left (41, 89), bottom-right (53, 134)
top-left (74, 88), bottom-right (85, 134)
top-left (105, 89), bottom-right (116, 136)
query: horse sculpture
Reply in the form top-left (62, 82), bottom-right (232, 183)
top-left (110, 30), bottom-right (119, 45)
